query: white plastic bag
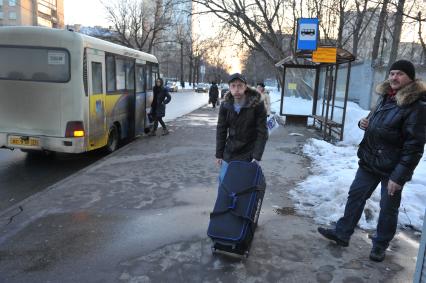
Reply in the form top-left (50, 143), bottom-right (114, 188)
top-left (267, 115), bottom-right (279, 135)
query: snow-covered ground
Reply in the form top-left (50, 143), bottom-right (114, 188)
top-left (164, 91), bottom-right (209, 122)
top-left (267, 89), bottom-right (425, 231)
top-left (165, 88), bottom-right (425, 231)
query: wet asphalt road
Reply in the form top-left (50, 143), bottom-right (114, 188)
top-left (0, 90), bottom-right (199, 214)
top-left (0, 149), bottom-right (107, 212)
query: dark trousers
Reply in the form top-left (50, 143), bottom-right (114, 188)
top-left (152, 117), bottom-right (166, 131)
top-left (211, 100), bottom-right (217, 108)
top-left (335, 166), bottom-right (402, 248)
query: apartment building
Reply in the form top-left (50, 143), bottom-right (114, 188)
top-left (0, 0), bottom-right (64, 28)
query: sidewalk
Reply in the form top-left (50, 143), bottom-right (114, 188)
top-left (0, 106), bottom-right (418, 283)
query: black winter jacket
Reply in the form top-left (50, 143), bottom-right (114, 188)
top-left (151, 86), bottom-right (171, 118)
top-left (357, 79), bottom-right (426, 185)
top-left (216, 88), bottom-right (268, 162)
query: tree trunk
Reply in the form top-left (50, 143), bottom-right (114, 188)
top-left (337, 1), bottom-right (346, 48)
top-left (418, 12), bottom-right (426, 63)
top-left (189, 55), bottom-right (193, 86)
top-left (371, 0), bottom-right (389, 66)
top-left (387, 0), bottom-right (405, 72)
top-left (180, 41), bottom-right (184, 87)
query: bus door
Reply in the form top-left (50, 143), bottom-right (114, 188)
top-left (87, 49), bottom-right (106, 150)
top-left (135, 63), bottom-right (146, 135)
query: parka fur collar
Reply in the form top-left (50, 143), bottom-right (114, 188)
top-left (375, 79), bottom-right (426, 107)
top-left (224, 87), bottom-right (262, 108)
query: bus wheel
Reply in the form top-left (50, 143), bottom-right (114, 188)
top-left (106, 125), bottom-right (119, 153)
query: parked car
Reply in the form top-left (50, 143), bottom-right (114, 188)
top-left (195, 83), bottom-right (209, 93)
top-left (220, 84), bottom-right (229, 98)
top-left (166, 81), bottom-right (178, 92)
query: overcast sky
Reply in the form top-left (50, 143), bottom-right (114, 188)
top-left (64, 0), bottom-right (109, 27)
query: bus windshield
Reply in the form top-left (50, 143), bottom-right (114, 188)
top-left (0, 46), bottom-right (70, 83)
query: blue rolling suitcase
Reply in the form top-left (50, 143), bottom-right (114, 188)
top-left (207, 161), bottom-right (266, 257)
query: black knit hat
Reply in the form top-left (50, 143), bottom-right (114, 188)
top-left (389, 59), bottom-right (415, 80)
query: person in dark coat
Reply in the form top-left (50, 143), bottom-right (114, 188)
top-left (148, 78), bottom-right (171, 136)
top-left (215, 73), bottom-right (268, 180)
top-left (209, 82), bottom-right (219, 108)
top-left (318, 59), bottom-right (426, 262)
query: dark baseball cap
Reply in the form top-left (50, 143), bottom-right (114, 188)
top-left (228, 73), bottom-right (247, 84)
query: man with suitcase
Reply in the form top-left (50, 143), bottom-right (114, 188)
top-left (215, 73), bottom-right (268, 174)
top-left (208, 73), bottom-right (268, 256)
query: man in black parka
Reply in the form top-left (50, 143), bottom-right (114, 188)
top-left (215, 73), bottom-right (268, 173)
top-left (318, 60), bottom-right (426, 262)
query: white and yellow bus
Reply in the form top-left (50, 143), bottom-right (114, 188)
top-left (0, 26), bottom-right (159, 154)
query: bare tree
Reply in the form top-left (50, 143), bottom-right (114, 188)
top-left (371, 0), bottom-right (389, 66)
top-left (192, 0), bottom-right (287, 75)
top-left (417, 12), bottom-right (426, 63)
top-left (350, 0), bottom-right (379, 56)
top-left (101, 0), bottom-right (175, 53)
top-left (387, 0), bottom-right (406, 69)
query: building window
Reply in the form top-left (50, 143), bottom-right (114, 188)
top-left (37, 16), bottom-right (52, 27)
top-left (9, 0), bottom-right (16, 7)
top-left (9, 11), bottom-right (16, 20)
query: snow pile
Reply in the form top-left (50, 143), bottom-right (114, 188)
top-left (266, 90), bottom-right (426, 231)
top-left (163, 87), bottom-right (426, 231)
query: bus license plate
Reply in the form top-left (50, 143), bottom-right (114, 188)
top-left (8, 136), bottom-right (40, 147)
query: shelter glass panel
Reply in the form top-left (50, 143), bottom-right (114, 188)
top-left (331, 63), bottom-right (349, 124)
top-left (282, 67), bottom-right (316, 115)
top-left (315, 68), bottom-right (327, 116)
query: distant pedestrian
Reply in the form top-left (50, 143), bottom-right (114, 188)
top-left (216, 73), bottom-right (268, 181)
top-left (209, 82), bottom-right (219, 108)
top-left (256, 82), bottom-right (271, 116)
top-left (318, 59), bottom-right (426, 262)
top-left (148, 78), bottom-right (171, 136)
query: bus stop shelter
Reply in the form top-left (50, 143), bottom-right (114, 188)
top-left (275, 48), bottom-right (355, 141)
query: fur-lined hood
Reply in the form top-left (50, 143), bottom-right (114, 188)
top-left (375, 79), bottom-right (426, 106)
top-left (223, 87), bottom-right (262, 108)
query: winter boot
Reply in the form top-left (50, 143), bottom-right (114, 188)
top-left (162, 128), bottom-right (169, 136)
top-left (317, 227), bottom-right (349, 247)
top-left (369, 246), bottom-right (386, 262)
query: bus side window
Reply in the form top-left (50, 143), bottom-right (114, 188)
top-left (116, 58), bottom-right (126, 91)
top-left (91, 62), bottom-right (103, 94)
top-left (136, 65), bottom-right (145, 93)
top-left (106, 55), bottom-right (116, 93)
top-left (125, 61), bottom-right (135, 91)
top-left (146, 64), bottom-right (152, 90)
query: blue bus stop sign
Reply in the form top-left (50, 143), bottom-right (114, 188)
top-left (296, 18), bottom-right (319, 51)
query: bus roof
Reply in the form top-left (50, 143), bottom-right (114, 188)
top-left (0, 26), bottom-right (158, 64)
